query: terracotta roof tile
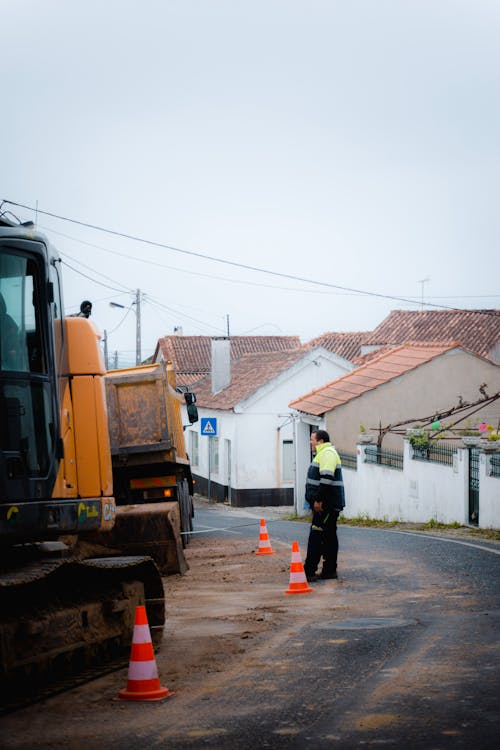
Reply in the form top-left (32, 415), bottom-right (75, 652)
top-left (153, 335), bottom-right (302, 375)
top-left (290, 342), bottom-right (466, 415)
top-left (191, 349), bottom-right (307, 409)
top-left (305, 331), bottom-right (369, 362)
top-left (352, 345), bottom-right (396, 365)
top-left (363, 309), bottom-right (500, 359)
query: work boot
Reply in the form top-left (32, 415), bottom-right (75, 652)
top-left (320, 570), bottom-right (338, 580)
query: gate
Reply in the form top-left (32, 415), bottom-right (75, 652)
top-left (468, 448), bottom-right (480, 524)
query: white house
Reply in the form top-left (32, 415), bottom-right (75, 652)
top-left (183, 343), bottom-right (353, 506)
top-left (290, 342), bottom-right (500, 455)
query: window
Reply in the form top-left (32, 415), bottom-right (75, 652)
top-left (282, 440), bottom-right (294, 482)
top-left (0, 250), bottom-right (52, 476)
top-left (190, 430), bottom-right (199, 467)
top-left (209, 437), bottom-right (219, 476)
top-left (0, 254), bottom-right (45, 373)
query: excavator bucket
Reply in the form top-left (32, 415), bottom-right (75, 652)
top-left (87, 502), bottom-right (188, 575)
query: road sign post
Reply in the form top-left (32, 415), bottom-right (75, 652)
top-left (201, 419), bottom-right (217, 501)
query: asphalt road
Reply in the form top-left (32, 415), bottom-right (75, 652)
top-left (189, 504), bottom-right (500, 749)
top-left (2, 503), bottom-right (498, 750)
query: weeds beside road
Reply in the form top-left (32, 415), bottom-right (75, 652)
top-left (283, 510), bottom-right (500, 541)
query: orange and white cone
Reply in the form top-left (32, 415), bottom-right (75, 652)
top-left (119, 605), bottom-right (173, 702)
top-left (255, 518), bottom-right (275, 555)
top-left (284, 541), bottom-right (313, 595)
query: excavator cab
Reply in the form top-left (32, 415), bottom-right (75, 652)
top-left (0, 219), bottom-right (114, 543)
top-left (0, 228), bottom-right (61, 524)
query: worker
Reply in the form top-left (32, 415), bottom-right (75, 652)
top-left (303, 429), bottom-right (346, 582)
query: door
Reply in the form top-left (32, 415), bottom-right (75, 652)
top-left (224, 438), bottom-right (232, 504)
top-left (468, 447), bottom-right (480, 525)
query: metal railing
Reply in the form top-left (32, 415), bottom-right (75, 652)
top-left (364, 446), bottom-right (403, 470)
top-left (338, 451), bottom-right (357, 470)
top-left (489, 454), bottom-right (500, 478)
top-left (411, 443), bottom-right (456, 466)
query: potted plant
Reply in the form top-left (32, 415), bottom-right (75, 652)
top-left (480, 426), bottom-right (500, 452)
top-left (406, 424), bottom-right (423, 437)
top-left (358, 424), bottom-right (375, 444)
top-left (457, 419), bottom-right (482, 446)
top-left (408, 429), bottom-right (430, 458)
top-left (461, 435), bottom-right (482, 447)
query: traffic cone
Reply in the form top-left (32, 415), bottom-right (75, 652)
top-left (119, 605), bottom-right (173, 701)
top-left (284, 541), bottom-right (313, 595)
top-left (255, 518), bottom-right (275, 555)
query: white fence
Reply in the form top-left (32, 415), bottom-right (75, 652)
top-left (340, 441), bottom-right (499, 529)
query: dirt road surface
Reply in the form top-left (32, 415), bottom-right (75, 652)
top-left (1, 500), bottom-right (499, 749)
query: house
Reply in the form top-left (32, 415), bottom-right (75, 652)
top-left (305, 331), bottom-right (369, 363)
top-left (152, 334), bottom-right (303, 385)
top-left (289, 342), bottom-right (500, 455)
top-left (357, 309), bottom-right (500, 364)
top-left (177, 342), bottom-right (354, 506)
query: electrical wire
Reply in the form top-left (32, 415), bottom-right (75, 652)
top-left (5, 198), bottom-right (498, 316)
top-left (47, 231), bottom-right (500, 302)
top-left (59, 250), bottom-right (133, 294)
top-left (61, 258), bottom-right (131, 294)
top-left (107, 306), bottom-right (134, 335)
top-left (43, 224), bottom-right (360, 297)
top-left (145, 295), bottom-right (225, 335)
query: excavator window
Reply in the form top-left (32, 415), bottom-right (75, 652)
top-left (0, 250), bottom-right (53, 483)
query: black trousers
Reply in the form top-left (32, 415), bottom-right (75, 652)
top-left (304, 509), bottom-right (339, 577)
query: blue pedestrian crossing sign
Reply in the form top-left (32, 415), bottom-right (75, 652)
top-left (201, 417), bottom-right (217, 436)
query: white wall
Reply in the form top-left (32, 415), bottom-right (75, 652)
top-left (341, 441), bottom-right (499, 528)
top-left (293, 416), bottom-right (324, 515)
top-left (186, 350), bottom-right (351, 496)
top-left (480, 454), bottom-right (500, 528)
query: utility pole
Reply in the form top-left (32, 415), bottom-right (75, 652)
top-left (113, 350), bottom-right (118, 369)
top-left (135, 288), bottom-right (141, 365)
top-left (109, 291), bottom-right (141, 366)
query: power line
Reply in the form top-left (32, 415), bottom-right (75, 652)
top-left (145, 296), bottom-right (225, 336)
top-left (61, 258), bottom-right (131, 294)
top-left (59, 250), bottom-right (133, 294)
top-left (44, 225), bottom-right (363, 297)
top-left (107, 306), bottom-right (134, 335)
top-left (5, 198), bottom-right (497, 316)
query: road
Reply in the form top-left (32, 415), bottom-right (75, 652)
top-left (2, 500), bottom-right (499, 749)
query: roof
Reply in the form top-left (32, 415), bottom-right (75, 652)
top-left (305, 331), bottom-right (369, 362)
top-left (352, 344), bottom-right (396, 366)
top-left (363, 309), bottom-right (500, 359)
top-left (153, 335), bottom-right (303, 385)
top-left (289, 342), bottom-right (469, 416)
top-left (190, 349), bottom-right (311, 410)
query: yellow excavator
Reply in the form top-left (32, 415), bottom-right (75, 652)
top-left (0, 214), bottom-right (196, 706)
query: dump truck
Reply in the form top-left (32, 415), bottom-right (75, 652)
top-left (88, 361), bottom-right (198, 575)
top-left (0, 214), bottom-right (192, 705)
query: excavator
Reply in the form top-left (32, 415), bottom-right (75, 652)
top-left (0, 214), bottom-right (192, 706)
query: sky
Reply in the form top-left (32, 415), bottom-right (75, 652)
top-left (2, 0), bottom-right (499, 367)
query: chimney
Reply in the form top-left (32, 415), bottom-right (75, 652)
top-left (211, 337), bottom-right (230, 395)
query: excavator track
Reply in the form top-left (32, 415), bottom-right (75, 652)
top-left (0, 554), bottom-right (165, 712)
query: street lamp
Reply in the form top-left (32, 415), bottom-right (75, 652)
top-left (109, 288), bottom-right (142, 366)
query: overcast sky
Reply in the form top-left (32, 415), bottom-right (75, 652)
top-left (2, 0), bottom-right (499, 366)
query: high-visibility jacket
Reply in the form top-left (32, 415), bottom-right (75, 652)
top-left (305, 442), bottom-right (346, 512)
